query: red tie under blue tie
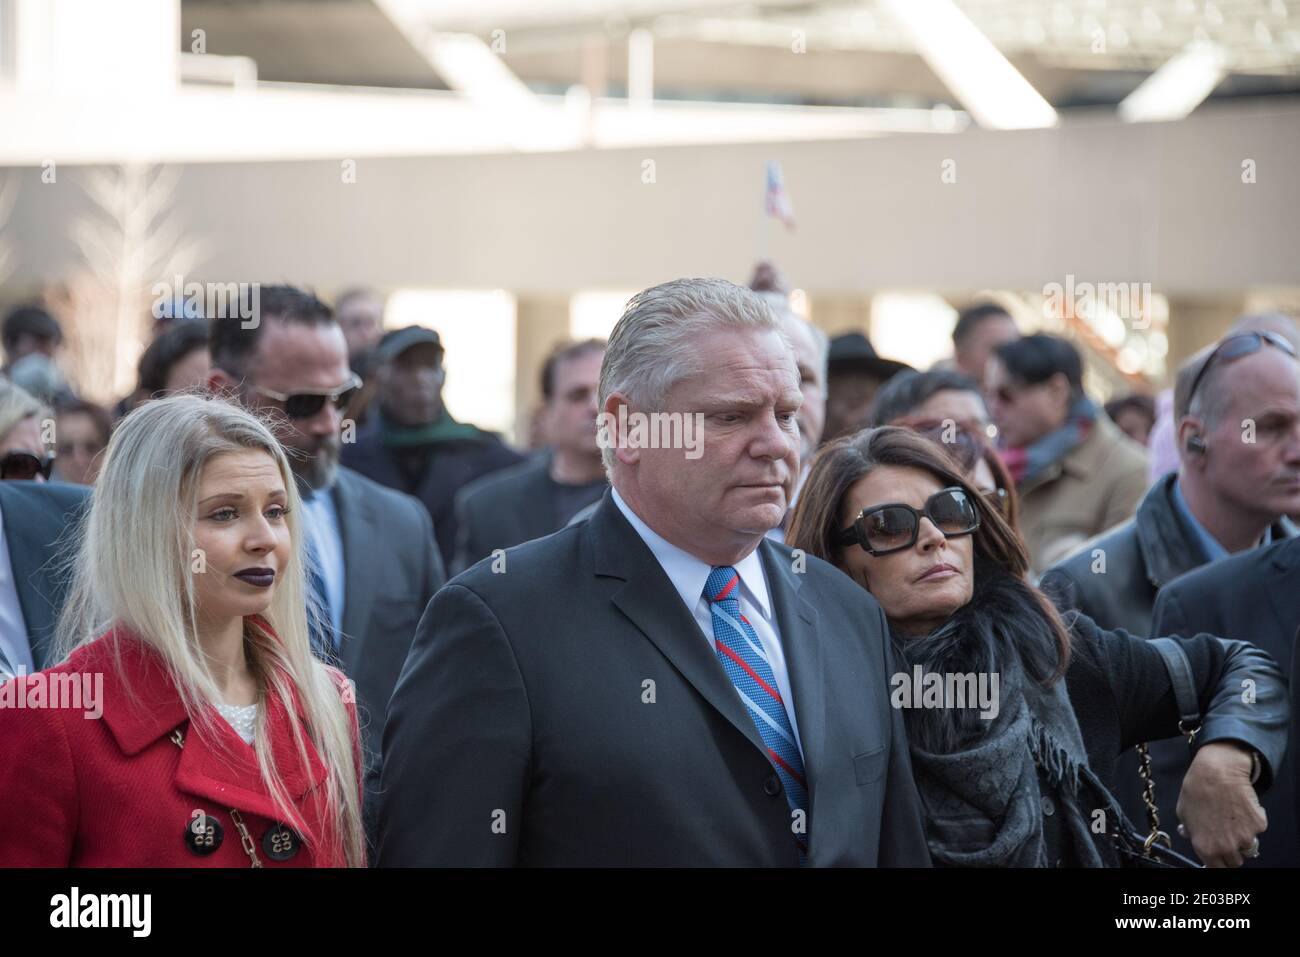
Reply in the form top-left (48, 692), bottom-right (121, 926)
top-left (705, 565), bottom-right (809, 861)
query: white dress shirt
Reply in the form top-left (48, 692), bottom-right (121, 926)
top-left (611, 487), bottom-right (804, 757)
top-left (0, 499), bottom-right (35, 676)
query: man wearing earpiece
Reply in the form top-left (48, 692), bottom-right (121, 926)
top-left (1041, 315), bottom-right (1300, 862)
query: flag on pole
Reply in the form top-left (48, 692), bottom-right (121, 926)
top-left (764, 160), bottom-right (795, 230)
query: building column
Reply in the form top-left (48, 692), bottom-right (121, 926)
top-left (1164, 296), bottom-right (1247, 374)
top-left (515, 296), bottom-right (572, 449)
top-left (806, 296), bottom-right (872, 339)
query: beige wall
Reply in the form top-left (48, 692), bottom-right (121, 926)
top-left (4, 100), bottom-right (1297, 298)
top-left (3, 99), bottom-right (1298, 427)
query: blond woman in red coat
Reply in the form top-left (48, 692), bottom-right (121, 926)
top-left (0, 394), bottom-right (365, 867)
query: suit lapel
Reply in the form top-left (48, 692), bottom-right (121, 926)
top-left (759, 541), bottom-right (825, 847)
top-left (591, 496), bottom-right (770, 759)
top-left (332, 470), bottom-right (379, 671)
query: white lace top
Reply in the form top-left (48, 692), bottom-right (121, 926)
top-left (215, 701), bottom-right (259, 744)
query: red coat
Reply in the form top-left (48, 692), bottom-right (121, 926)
top-left (0, 619), bottom-right (361, 867)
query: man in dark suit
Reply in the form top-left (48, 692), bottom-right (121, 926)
top-left (0, 481), bottom-right (89, 675)
top-left (452, 339), bottom-right (607, 573)
top-left (207, 286), bottom-right (445, 818)
top-left (378, 278), bottom-right (930, 866)
top-left (1151, 536), bottom-right (1300, 866)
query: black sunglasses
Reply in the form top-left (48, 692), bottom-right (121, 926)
top-left (250, 373), bottom-right (363, 420)
top-left (837, 486), bottom-right (977, 553)
top-left (1187, 331), bottom-right (1297, 410)
top-left (0, 450), bottom-right (55, 481)
top-left (837, 486), bottom-right (980, 556)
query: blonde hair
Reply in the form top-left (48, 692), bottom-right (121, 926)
top-left (0, 377), bottom-right (50, 446)
top-left (55, 393), bottom-right (365, 867)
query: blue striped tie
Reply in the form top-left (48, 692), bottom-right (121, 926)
top-left (705, 565), bottom-right (809, 861)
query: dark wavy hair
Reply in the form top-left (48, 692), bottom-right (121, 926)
top-left (787, 427), bottom-right (1071, 748)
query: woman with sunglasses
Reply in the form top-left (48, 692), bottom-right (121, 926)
top-left (0, 395), bottom-right (366, 866)
top-left (0, 379), bottom-right (55, 482)
top-left (787, 426), bottom-right (1283, 868)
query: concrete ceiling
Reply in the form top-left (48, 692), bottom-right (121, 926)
top-left (180, 0), bottom-right (1300, 106)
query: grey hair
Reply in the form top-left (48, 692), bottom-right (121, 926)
top-left (598, 278), bottom-right (789, 470)
top-left (1185, 359), bottom-right (1233, 429)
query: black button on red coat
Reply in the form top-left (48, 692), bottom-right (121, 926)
top-left (263, 823), bottom-right (300, 862)
top-left (185, 812), bottom-right (223, 856)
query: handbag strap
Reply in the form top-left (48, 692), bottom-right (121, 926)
top-left (1149, 636), bottom-right (1202, 743)
top-left (1133, 637), bottom-right (1204, 855)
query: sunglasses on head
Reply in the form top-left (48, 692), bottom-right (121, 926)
top-left (250, 373), bottom-right (363, 420)
top-left (837, 486), bottom-right (980, 556)
top-left (0, 450), bottom-right (55, 481)
top-left (1186, 331), bottom-right (1298, 409)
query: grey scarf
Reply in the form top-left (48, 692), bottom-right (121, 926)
top-left (894, 570), bottom-right (1112, 868)
top-left (906, 650), bottom-right (1104, 867)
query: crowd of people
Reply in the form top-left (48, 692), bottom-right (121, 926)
top-left (0, 270), bottom-right (1295, 869)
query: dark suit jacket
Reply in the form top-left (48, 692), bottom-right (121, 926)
top-left (452, 455), bottom-right (606, 575)
top-left (1042, 475), bottom-right (1296, 859)
top-left (0, 481), bottom-right (90, 671)
top-left (1151, 537), bottom-right (1300, 866)
top-left (329, 467), bottom-right (445, 786)
top-left (1041, 473), bottom-right (1296, 638)
top-left (377, 492), bottom-right (931, 867)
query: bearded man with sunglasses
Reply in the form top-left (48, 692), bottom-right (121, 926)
top-left (208, 284), bottom-right (445, 848)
